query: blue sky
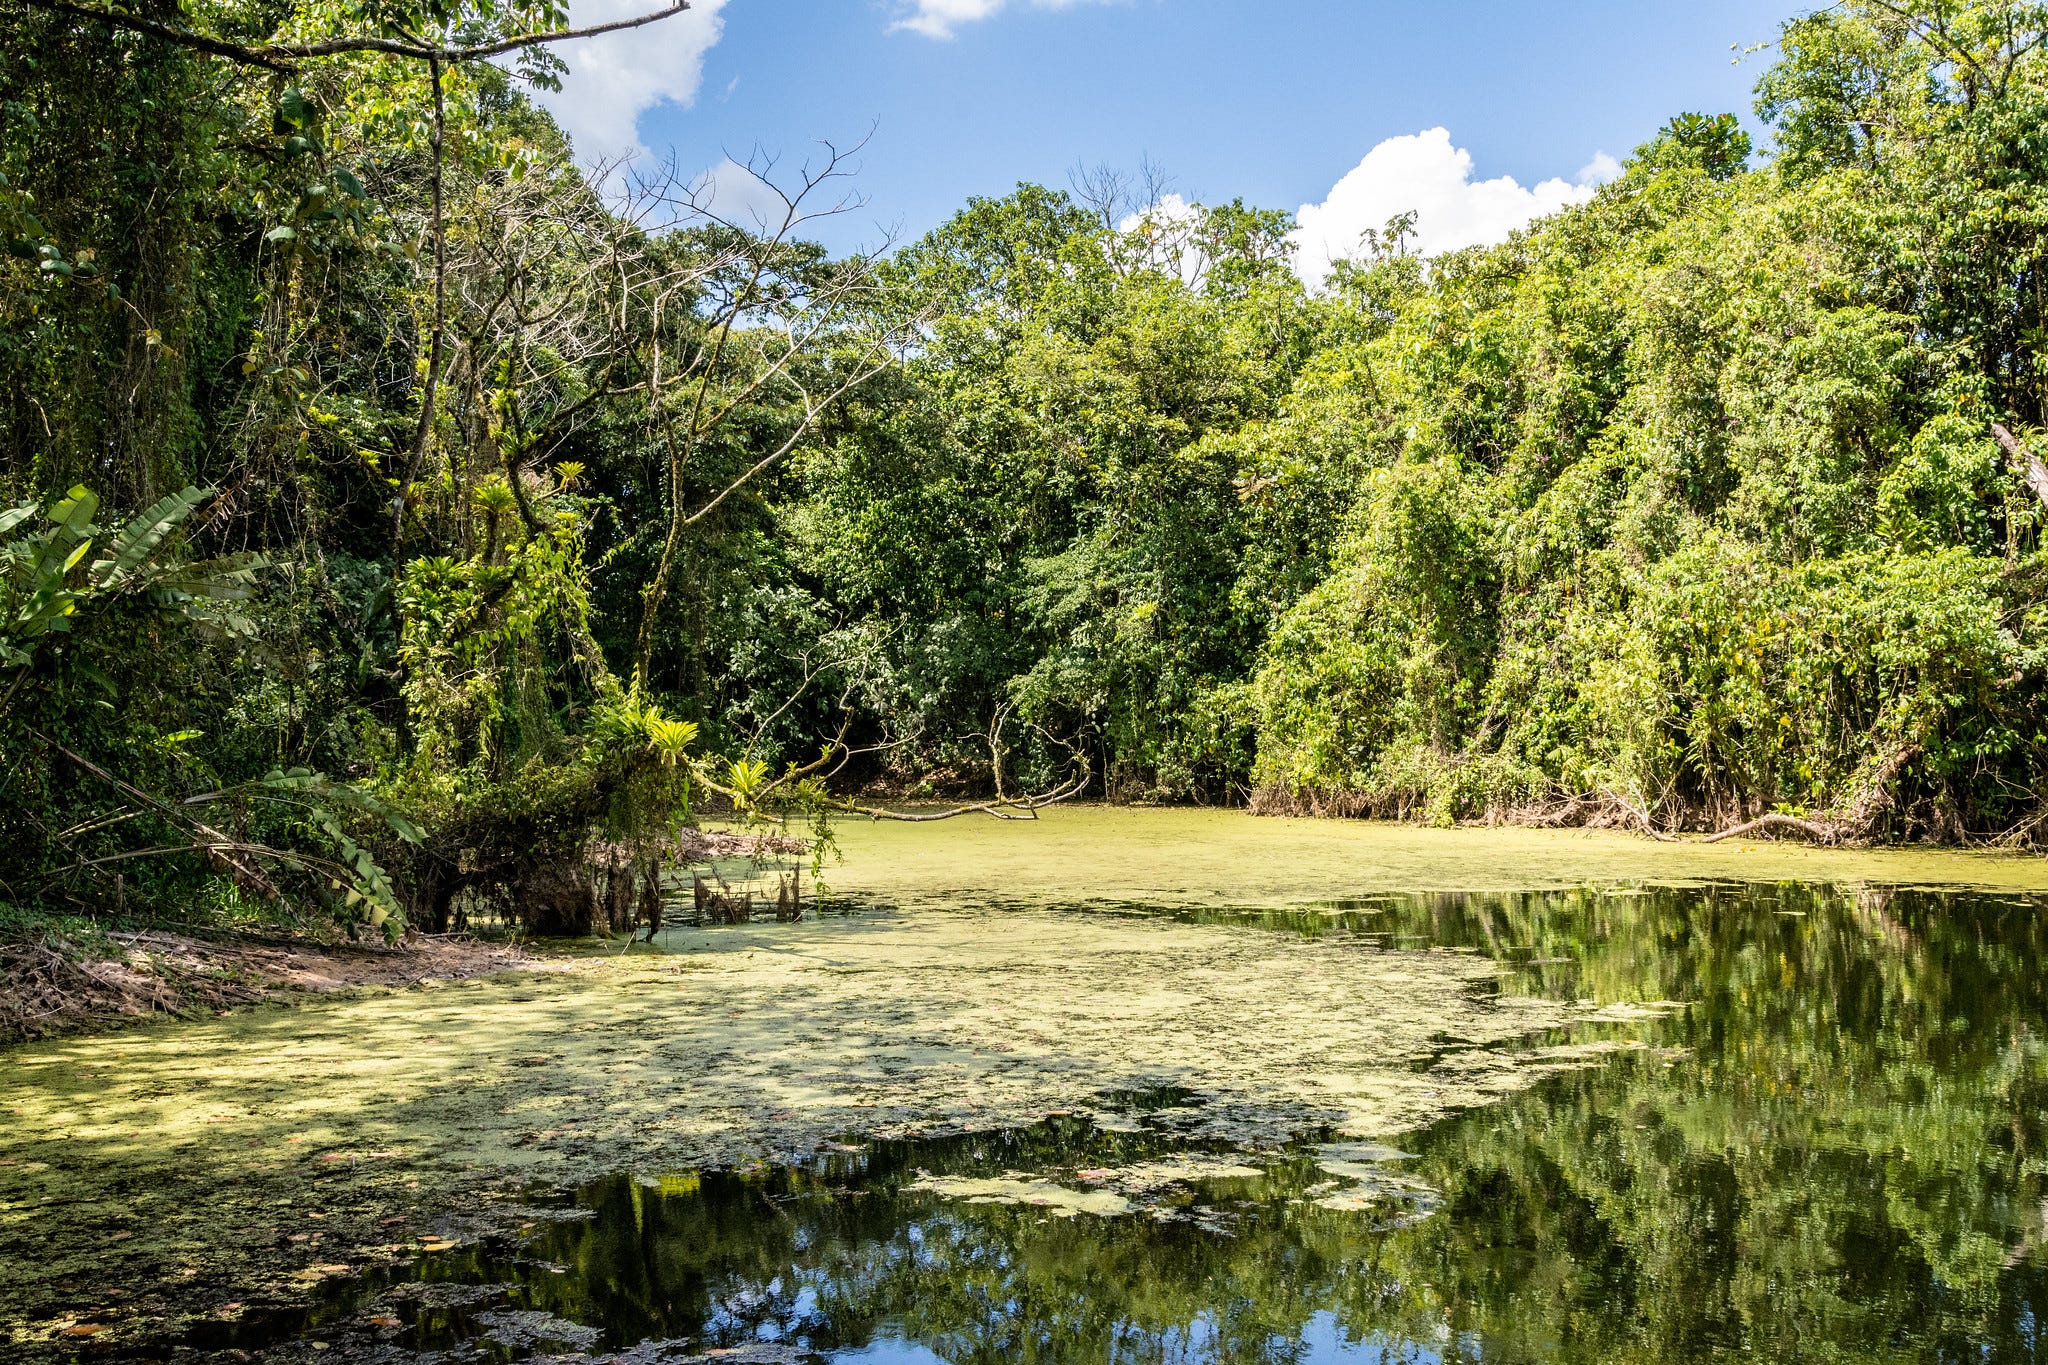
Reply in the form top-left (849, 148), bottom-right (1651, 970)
top-left (540, 0), bottom-right (1804, 260)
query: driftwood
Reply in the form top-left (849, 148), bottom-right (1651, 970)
top-left (1672, 742), bottom-right (1928, 846)
top-left (1700, 813), bottom-right (1847, 845)
top-left (1617, 797), bottom-right (1681, 844)
top-left (1994, 423), bottom-right (2048, 511)
top-left (676, 827), bottom-right (808, 860)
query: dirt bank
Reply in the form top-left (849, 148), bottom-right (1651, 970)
top-left (0, 931), bottom-right (533, 1043)
top-left (0, 827), bottom-right (804, 1045)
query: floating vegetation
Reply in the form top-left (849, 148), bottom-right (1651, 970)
top-left (11, 868), bottom-right (2048, 1362)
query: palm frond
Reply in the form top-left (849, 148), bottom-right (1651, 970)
top-left (88, 485), bottom-right (215, 590)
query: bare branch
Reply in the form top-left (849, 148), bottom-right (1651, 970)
top-left (829, 756), bottom-right (1094, 823)
top-left (1993, 423), bottom-right (2048, 510)
top-left (677, 360), bottom-right (890, 528)
top-left (395, 54), bottom-right (450, 546)
top-left (19, 0), bottom-right (296, 70)
top-left (1700, 813), bottom-right (1846, 845)
top-left (626, 138), bottom-right (906, 688)
top-left (33, 733), bottom-right (288, 903)
top-left (15, 0), bottom-right (691, 72)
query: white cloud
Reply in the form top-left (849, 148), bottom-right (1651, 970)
top-left (1291, 128), bottom-right (1614, 286)
top-left (891, 0), bottom-right (1107, 40)
top-left (531, 0), bottom-right (730, 164)
top-left (1577, 151), bottom-right (1624, 186)
top-left (685, 157), bottom-right (795, 232)
top-left (1115, 191), bottom-right (1197, 235)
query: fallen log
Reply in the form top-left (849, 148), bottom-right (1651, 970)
top-left (1700, 813), bottom-right (1847, 845)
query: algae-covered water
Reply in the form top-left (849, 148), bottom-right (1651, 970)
top-left (6, 810), bottom-right (2048, 1364)
top-left (817, 804), bottom-right (2048, 902)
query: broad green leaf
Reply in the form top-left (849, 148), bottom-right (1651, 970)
top-left (88, 486), bottom-right (212, 589)
top-left (276, 86), bottom-right (312, 132)
top-left (48, 486), bottom-right (97, 536)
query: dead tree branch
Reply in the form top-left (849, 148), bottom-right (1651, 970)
top-left (1699, 813), bottom-right (1848, 846)
top-left (15, 0), bottom-right (692, 74)
top-left (1994, 422), bottom-right (2048, 511)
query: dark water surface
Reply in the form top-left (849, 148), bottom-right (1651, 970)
top-left (189, 882), bottom-right (2048, 1363)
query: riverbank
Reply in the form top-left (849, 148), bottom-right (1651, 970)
top-left (0, 930), bottom-right (532, 1043)
top-left (6, 809), bottom-right (2048, 1362)
top-left (0, 827), bottom-right (810, 1045)
top-left (9, 807), bottom-right (2042, 1047)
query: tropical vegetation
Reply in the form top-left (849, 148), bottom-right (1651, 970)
top-left (4, 0), bottom-right (2048, 939)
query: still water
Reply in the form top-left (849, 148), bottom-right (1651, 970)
top-left (208, 878), bottom-right (2048, 1364)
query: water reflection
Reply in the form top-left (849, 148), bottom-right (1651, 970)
top-left (217, 882), bottom-right (2048, 1364)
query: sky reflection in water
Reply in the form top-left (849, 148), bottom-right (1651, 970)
top-left (225, 881), bottom-right (2048, 1364)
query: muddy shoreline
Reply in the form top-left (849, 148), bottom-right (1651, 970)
top-left (0, 931), bottom-right (536, 1044)
top-left (0, 824), bottom-right (810, 1047)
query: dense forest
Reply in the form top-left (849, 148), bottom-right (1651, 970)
top-left (4, 0), bottom-right (2048, 941)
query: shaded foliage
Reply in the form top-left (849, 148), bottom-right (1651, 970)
top-left (7, 0), bottom-right (2048, 940)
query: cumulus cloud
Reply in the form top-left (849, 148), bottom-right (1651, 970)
top-left (1291, 128), bottom-right (1615, 286)
top-left (892, 0), bottom-right (1108, 40)
top-left (684, 157), bottom-right (798, 232)
top-left (530, 0), bottom-right (730, 164)
top-left (1577, 151), bottom-right (1624, 186)
top-left (1116, 191), bottom-right (1197, 235)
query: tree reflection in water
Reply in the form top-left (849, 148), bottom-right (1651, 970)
top-left (233, 883), bottom-right (2048, 1364)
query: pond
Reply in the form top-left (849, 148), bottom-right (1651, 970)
top-left (6, 810), bottom-right (2048, 1364)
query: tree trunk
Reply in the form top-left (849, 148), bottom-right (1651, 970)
top-left (523, 863), bottom-right (597, 937)
top-left (637, 859), bottom-right (663, 940)
top-left (1993, 424), bottom-right (2048, 510)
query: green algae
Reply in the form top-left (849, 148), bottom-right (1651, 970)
top-left (906, 1175), bottom-right (1137, 1217)
top-left (905, 1153), bottom-right (1274, 1221)
top-left (125, 1097), bottom-right (1470, 1362)
top-left (0, 897), bottom-right (1630, 1357)
top-left (7, 809), bottom-right (2046, 1360)
top-left (813, 804), bottom-right (2048, 905)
